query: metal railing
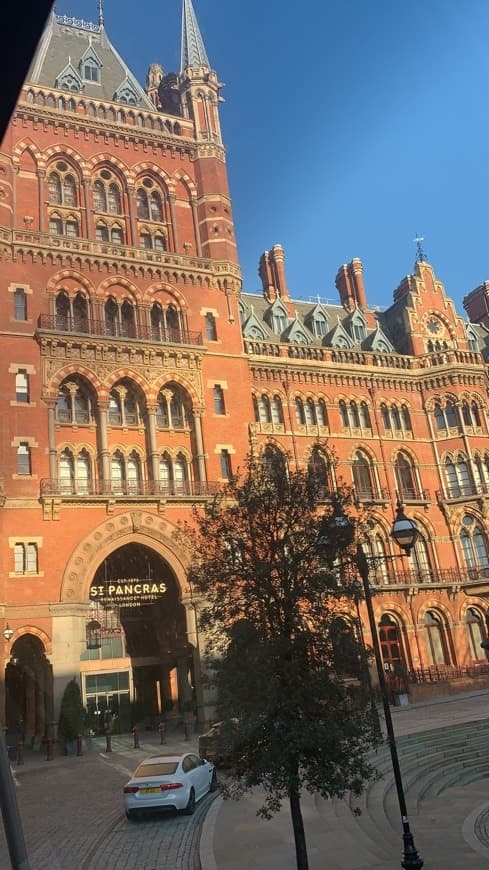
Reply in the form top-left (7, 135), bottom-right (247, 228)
top-left (40, 479), bottom-right (219, 498)
top-left (37, 314), bottom-right (203, 346)
top-left (409, 662), bottom-right (489, 684)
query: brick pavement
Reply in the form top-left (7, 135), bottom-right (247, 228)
top-left (0, 726), bottom-right (214, 870)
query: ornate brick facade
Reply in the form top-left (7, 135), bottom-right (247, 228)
top-left (1, 3), bottom-right (489, 736)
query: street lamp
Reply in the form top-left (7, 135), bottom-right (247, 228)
top-left (2, 625), bottom-right (14, 642)
top-left (325, 499), bottom-right (423, 870)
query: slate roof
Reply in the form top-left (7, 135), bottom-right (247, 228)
top-left (27, 10), bottom-right (153, 109)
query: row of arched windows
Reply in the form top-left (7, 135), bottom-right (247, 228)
top-left (44, 159), bottom-right (186, 252)
top-left (56, 377), bottom-right (190, 432)
top-left (54, 291), bottom-right (184, 343)
top-left (58, 447), bottom-right (191, 496)
top-left (433, 399), bottom-right (482, 433)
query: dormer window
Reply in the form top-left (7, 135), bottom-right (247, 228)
top-left (84, 59), bottom-right (99, 82)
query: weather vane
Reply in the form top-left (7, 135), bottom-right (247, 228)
top-left (413, 234), bottom-right (426, 263)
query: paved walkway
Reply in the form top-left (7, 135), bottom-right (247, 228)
top-left (202, 689), bottom-right (489, 870)
top-left (2, 692), bottom-right (489, 868)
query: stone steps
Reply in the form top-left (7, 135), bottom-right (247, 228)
top-left (317, 716), bottom-right (489, 865)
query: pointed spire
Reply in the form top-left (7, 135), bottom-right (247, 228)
top-left (98, 0), bottom-right (105, 28)
top-left (181, 0), bottom-right (210, 71)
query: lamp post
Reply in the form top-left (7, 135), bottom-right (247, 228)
top-left (326, 500), bottom-right (423, 870)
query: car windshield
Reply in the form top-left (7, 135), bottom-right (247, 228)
top-left (134, 761), bottom-right (178, 777)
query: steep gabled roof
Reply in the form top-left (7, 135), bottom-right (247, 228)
top-left (28, 10), bottom-right (153, 108)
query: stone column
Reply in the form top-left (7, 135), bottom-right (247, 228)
top-left (38, 170), bottom-right (45, 233)
top-left (192, 409), bottom-right (207, 484)
top-left (146, 404), bottom-right (160, 484)
top-left (49, 603), bottom-right (88, 725)
top-left (190, 200), bottom-right (202, 257)
top-left (82, 177), bottom-right (92, 238)
top-left (127, 186), bottom-right (137, 246)
top-left (168, 195), bottom-right (179, 253)
top-left (97, 401), bottom-right (110, 487)
top-left (47, 401), bottom-right (57, 482)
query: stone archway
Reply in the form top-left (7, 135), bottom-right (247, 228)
top-left (5, 633), bottom-right (53, 744)
top-left (61, 510), bottom-right (190, 604)
top-left (54, 511), bottom-right (208, 727)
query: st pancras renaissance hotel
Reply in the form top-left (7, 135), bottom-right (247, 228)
top-left (2, 0), bottom-right (489, 742)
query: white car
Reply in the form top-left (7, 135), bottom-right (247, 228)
top-left (123, 753), bottom-right (217, 819)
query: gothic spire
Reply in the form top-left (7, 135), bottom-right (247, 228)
top-left (98, 0), bottom-right (105, 28)
top-left (181, 0), bottom-right (210, 71)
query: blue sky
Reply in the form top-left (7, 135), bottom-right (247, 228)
top-left (55, 1), bottom-right (489, 314)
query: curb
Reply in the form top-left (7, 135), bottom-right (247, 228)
top-left (200, 794), bottom-right (223, 870)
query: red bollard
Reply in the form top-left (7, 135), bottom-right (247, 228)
top-left (46, 738), bottom-right (54, 761)
top-left (76, 734), bottom-right (83, 757)
top-left (17, 739), bottom-right (24, 766)
top-left (133, 726), bottom-right (140, 749)
top-left (183, 721), bottom-right (190, 742)
top-left (105, 729), bottom-right (112, 753)
top-left (158, 722), bottom-right (166, 745)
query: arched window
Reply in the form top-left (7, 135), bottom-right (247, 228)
top-left (150, 191), bottom-right (163, 222)
top-left (471, 401), bottom-right (481, 428)
top-left (136, 188), bottom-right (149, 219)
top-left (295, 398), bottom-right (305, 426)
top-left (76, 450), bottom-right (91, 494)
top-left (466, 608), bottom-right (487, 661)
top-left (255, 395), bottom-right (271, 423)
top-left (445, 402), bottom-right (458, 429)
top-left (424, 611), bottom-right (450, 666)
top-left (170, 390), bottom-right (185, 428)
top-left (104, 298), bottom-right (118, 336)
top-left (408, 532), bottom-right (433, 582)
top-left (55, 292), bottom-right (70, 330)
top-left (174, 454), bottom-right (188, 494)
top-left (394, 454), bottom-right (418, 500)
top-left (59, 449), bottom-right (75, 493)
top-left (93, 180), bottom-right (106, 212)
top-left (444, 455), bottom-right (473, 498)
top-left (352, 451), bottom-right (374, 499)
top-left (462, 401), bottom-right (472, 427)
top-left (111, 451), bottom-right (125, 494)
top-left (151, 303), bottom-right (164, 341)
top-left (391, 405), bottom-right (401, 430)
top-left (401, 405), bottom-right (412, 431)
top-left (106, 183), bottom-right (121, 215)
top-left (460, 516), bottom-right (489, 577)
top-left (108, 382), bottom-right (141, 427)
top-left (120, 300), bottom-right (135, 338)
top-left (72, 293), bottom-right (88, 332)
top-left (159, 453), bottom-right (172, 492)
top-left (364, 536), bottom-right (390, 584)
top-left (434, 404), bottom-right (446, 431)
top-left (304, 398), bottom-right (316, 426)
top-left (359, 402), bottom-right (371, 429)
top-left (271, 396), bottom-right (283, 424)
top-left (127, 452), bottom-right (142, 494)
top-left (381, 403), bottom-right (391, 430)
top-left (96, 222), bottom-right (109, 242)
top-left (316, 399), bottom-right (328, 427)
top-left (48, 172), bottom-right (62, 204)
top-left (63, 175), bottom-right (77, 206)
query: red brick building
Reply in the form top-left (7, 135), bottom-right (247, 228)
top-left (1, 2), bottom-right (489, 738)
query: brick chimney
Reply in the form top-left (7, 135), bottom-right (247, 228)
top-left (259, 245), bottom-right (290, 302)
top-left (335, 259), bottom-right (367, 311)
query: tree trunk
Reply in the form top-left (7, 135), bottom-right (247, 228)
top-left (288, 777), bottom-right (309, 870)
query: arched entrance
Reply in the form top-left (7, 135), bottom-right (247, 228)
top-left (5, 634), bottom-right (53, 743)
top-left (81, 542), bottom-right (195, 733)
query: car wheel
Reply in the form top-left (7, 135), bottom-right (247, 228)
top-left (183, 787), bottom-right (195, 815)
top-left (125, 810), bottom-right (136, 821)
top-left (210, 770), bottom-right (218, 792)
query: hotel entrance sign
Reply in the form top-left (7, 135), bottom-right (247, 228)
top-left (90, 579), bottom-right (167, 605)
